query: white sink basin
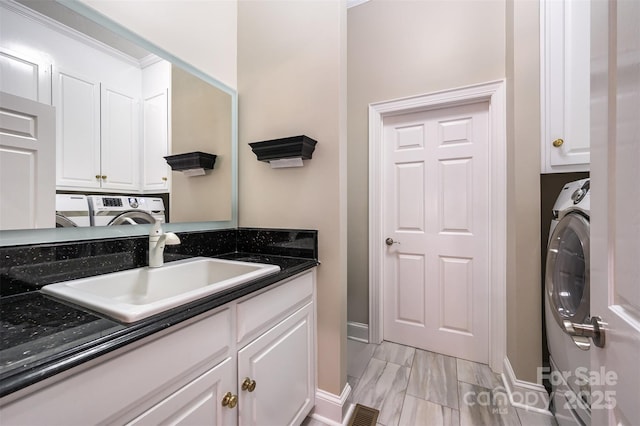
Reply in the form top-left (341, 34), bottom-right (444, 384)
top-left (41, 257), bottom-right (280, 323)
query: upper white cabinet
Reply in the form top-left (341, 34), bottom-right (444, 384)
top-left (54, 70), bottom-right (140, 192)
top-left (541, 0), bottom-right (591, 173)
top-left (141, 60), bottom-right (171, 192)
top-left (101, 85), bottom-right (140, 191)
top-left (53, 68), bottom-right (101, 189)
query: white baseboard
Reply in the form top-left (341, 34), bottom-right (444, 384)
top-left (501, 357), bottom-right (553, 415)
top-left (347, 321), bottom-right (369, 343)
top-left (311, 383), bottom-right (353, 425)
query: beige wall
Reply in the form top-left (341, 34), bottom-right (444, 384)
top-left (80, 0), bottom-right (237, 89)
top-left (348, 0), bottom-right (542, 382)
top-left (505, 0), bottom-right (542, 383)
top-left (170, 66), bottom-right (232, 222)
top-left (347, 0), bottom-right (505, 321)
top-left (238, 0), bottom-right (347, 396)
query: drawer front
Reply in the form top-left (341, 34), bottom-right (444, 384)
top-left (0, 308), bottom-right (232, 425)
top-left (236, 270), bottom-right (314, 346)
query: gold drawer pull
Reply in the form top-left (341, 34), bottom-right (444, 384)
top-left (221, 391), bottom-right (238, 408)
top-left (242, 377), bottom-right (257, 392)
top-left (552, 138), bottom-right (564, 147)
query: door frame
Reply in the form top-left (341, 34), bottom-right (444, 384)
top-left (368, 80), bottom-right (507, 373)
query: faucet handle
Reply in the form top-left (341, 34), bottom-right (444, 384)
top-left (164, 232), bottom-right (181, 246)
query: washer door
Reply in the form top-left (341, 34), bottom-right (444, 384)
top-left (55, 213), bottom-right (77, 228)
top-left (546, 212), bottom-right (590, 335)
top-left (108, 211), bottom-right (156, 225)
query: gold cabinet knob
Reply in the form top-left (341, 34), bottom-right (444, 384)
top-left (221, 391), bottom-right (238, 408)
top-left (101, 175), bottom-right (107, 180)
top-left (241, 377), bottom-right (257, 392)
top-left (552, 138), bottom-right (564, 147)
top-left (161, 177), bottom-right (168, 181)
top-left (95, 174), bottom-right (101, 180)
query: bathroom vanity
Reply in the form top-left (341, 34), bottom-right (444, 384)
top-left (0, 229), bottom-right (318, 425)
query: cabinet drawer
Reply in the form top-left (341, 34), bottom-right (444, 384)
top-left (236, 271), bottom-right (314, 345)
top-left (0, 308), bottom-right (232, 425)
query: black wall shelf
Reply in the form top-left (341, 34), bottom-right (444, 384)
top-left (249, 135), bottom-right (317, 162)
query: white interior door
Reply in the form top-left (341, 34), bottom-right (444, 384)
top-left (589, 0), bottom-right (640, 424)
top-left (382, 101), bottom-right (490, 363)
top-left (0, 91), bottom-right (55, 230)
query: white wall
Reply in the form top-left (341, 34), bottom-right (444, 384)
top-left (80, 0), bottom-right (237, 90)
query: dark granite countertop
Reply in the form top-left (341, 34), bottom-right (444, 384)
top-left (0, 252), bottom-right (317, 397)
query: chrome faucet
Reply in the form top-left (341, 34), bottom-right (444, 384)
top-left (149, 220), bottom-right (181, 267)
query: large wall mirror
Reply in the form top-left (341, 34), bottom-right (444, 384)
top-left (0, 0), bottom-right (238, 246)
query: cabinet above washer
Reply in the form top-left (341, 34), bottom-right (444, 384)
top-left (541, 0), bottom-right (591, 173)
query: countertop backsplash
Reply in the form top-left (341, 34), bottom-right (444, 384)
top-left (0, 228), bottom-right (318, 297)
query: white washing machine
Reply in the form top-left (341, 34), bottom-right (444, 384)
top-left (87, 195), bottom-right (165, 226)
top-left (545, 178), bottom-right (591, 426)
top-left (55, 194), bottom-right (91, 227)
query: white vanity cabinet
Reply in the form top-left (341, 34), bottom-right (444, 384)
top-left (0, 269), bottom-right (316, 426)
top-left (236, 270), bottom-right (316, 426)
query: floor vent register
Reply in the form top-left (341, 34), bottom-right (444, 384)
top-left (348, 403), bottom-right (379, 426)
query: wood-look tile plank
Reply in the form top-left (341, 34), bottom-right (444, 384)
top-left (457, 358), bottom-right (503, 389)
top-left (399, 394), bottom-right (460, 426)
top-left (372, 341), bottom-right (415, 367)
top-left (407, 349), bottom-right (459, 409)
top-left (352, 357), bottom-right (410, 426)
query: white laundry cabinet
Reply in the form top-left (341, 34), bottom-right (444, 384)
top-left (541, 0), bottom-right (591, 173)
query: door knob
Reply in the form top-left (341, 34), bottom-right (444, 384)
top-left (563, 316), bottom-right (606, 348)
top-left (385, 238), bottom-right (399, 246)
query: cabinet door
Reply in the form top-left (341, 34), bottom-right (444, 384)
top-left (541, 0), bottom-right (591, 173)
top-left (101, 85), bottom-right (139, 191)
top-left (53, 68), bottom-right (101, 189)
top-left (127, 357), bottom-right (237, 426)
top-left (143, 89), bottom-right (169, 191)
top-left (238, 303), bottom-right (315, 426)
top-left (0, 47), bottom-right (51, 104)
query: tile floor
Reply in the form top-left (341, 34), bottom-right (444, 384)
top-left (305, 340), bottom-right (558, 426)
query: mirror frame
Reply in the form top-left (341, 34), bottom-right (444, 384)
top-left (0, 0), bottom-right (238, 247)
